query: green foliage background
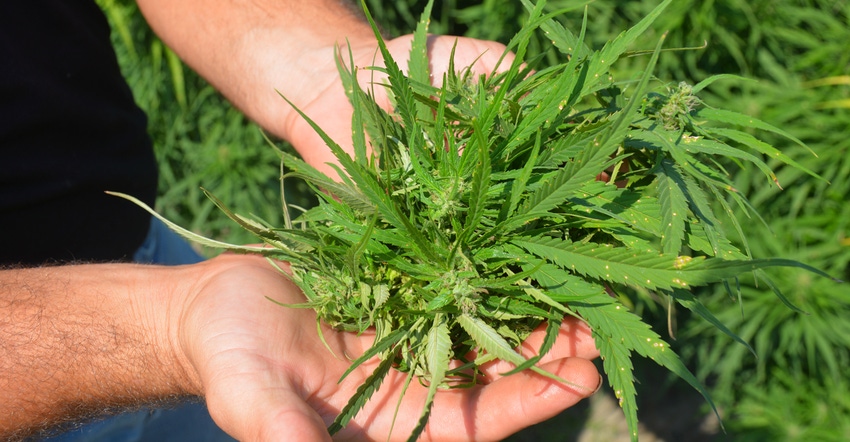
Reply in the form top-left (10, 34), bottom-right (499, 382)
top-left (98, 0), bottom-right (848, 440)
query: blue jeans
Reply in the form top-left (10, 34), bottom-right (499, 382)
top-left (41, 218), bottom-right (236, 442)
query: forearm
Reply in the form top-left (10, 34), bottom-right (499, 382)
top-left (0, 264), bottom-right (196, 439)
top-left (135, 0), bottom-right (375, 148)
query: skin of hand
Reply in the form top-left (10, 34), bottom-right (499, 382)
top-left (181, 255), bottom-right (601, 441)
top-left (284, 34), bottom-right (514, 178)
top-left (0, 254), bottom-right (600, 441)
top-left (136, 0), bottom-right (513, 176)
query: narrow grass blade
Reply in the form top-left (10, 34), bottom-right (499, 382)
top-left (669, 288), bottom-right (756, 357)
top-left (106, 191), bottom-right (276, 255)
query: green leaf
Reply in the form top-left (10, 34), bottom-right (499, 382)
top-left (679, 173), bottom-right (731, 258)
top-left (518, 137), bottom-right (617, 216)
top-left (458, 313), bottom-right (584, 389)
top-left (515, 236), bottom-right (834, 292)
top-left (501, 313), bottom-right (563, 376)
top-left (408, 313), bottom-right (451, 441)
top-left (570, 181), bottom-right (663, 237)
top-left (669, 288), bottom-right (755, 357)
top-left (279, 149), bottom-right (376, 214)
top-left (710, 127), bottom-right (822, 182)
top-left (456, 116), bottom-right (493, 248)
top-left (360, 0), bottom-right (426, 150)
top-left (338, 327), bottom-right (409, 383)
top-left (499, 130), bottom-right (542, 223)
top-left (328, 352), bottom-right (396, 435)
top-left (572, 291), bottom-right (721, 441)
top-left (458, 314), bottom-right (546, 380)
top-left (595, 327), bottom-right (639, 441)
top-left (408, 0), bottom-right (434, 87)
top-left (522, 28), bottom-right (667, 218)
top-left (697, 107), bottom-right (815, 156)
top-left (523, 0), bottom-right (592, 58)
top-left (337, 44), bottom-right (369, 164)
top-left (691, 74), bottom-right (757, 94)
top-left (592, 0), bottom-right (672, 91)
top-left (655, 158), bottom-right (688, 255)
top-left (480, 295), bottom-right (552, 320)
top-left (200, 188), bottom-right (278, 242)
top-left (676, 135), bottom-right (780, 187)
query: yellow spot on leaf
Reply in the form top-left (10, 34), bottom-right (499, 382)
top-left (673, 255), bottom-right (693, 269)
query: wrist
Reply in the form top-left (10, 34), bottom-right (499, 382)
top-left (140, 263), bottom-right (209, 397)
top-left (159, 255), bottom-right (284, 398)
top-left (95, 263), bottom-right (201, 400)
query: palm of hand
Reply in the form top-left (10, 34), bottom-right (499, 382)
top-left (178, 254), bottom-right (599, 442)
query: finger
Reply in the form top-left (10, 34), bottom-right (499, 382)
top-left (203, 360), bottom-right (333, 442)
top-left (421, 356), bottom-right (600, 442)
top-left (247, 392), bottom-right (333, 442)
top-left (475, 316), bottom-right (599, 382)
top-left (425, 36), bottom-right (513, 81)
top-left (518, 316), bottom-right (599, 361)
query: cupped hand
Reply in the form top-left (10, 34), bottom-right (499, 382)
top-left (175, 254), bottom-right (600, 441)
top-left (283, 34), bottom-right (514, 178)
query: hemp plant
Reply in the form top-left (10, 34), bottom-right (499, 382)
top-left (112, 0), bottom-right (836, 439)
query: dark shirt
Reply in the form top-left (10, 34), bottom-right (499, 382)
top-left (0, 1), bottom-right (158, 265)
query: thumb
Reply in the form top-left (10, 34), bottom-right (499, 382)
top-left (480, 356), bottom-right (602, 431)
top-left (208, 382), bottom-right (333, 442)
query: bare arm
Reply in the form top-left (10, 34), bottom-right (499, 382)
top-left (0, 263), bottom-right (196, 439)
top-left (135, 0), bottom-right (372, 133)
top-left (135, 0), bottom-right (374, 160)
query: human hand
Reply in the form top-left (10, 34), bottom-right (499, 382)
top-left (283, 34), bottom-right (513, 178)
top-left (174, 253), bottom-right (600, 441)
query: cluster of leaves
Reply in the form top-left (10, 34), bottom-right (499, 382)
top-left (399, 1), bottom-right (849, 438)
top-left (113, 1), bottom-right (837, 440)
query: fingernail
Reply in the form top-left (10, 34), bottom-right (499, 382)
top-left (592, 374), bottom-right (604, 395)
